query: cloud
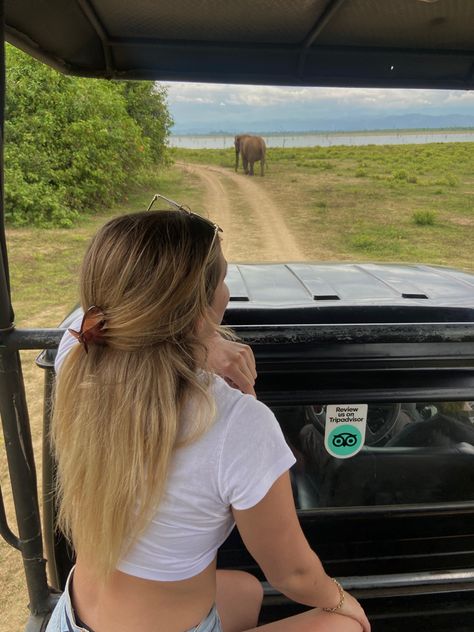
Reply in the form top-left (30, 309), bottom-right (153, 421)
top-left (163, 81), bottom-right (474, 133)
top-left (165, 81), bottom-right (474, 112)
top-left (173, 95), bottom-right (215, 104)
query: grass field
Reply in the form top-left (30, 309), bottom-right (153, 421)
top-left (175, 141), bottom-right (474, 270)
top-left (1, 140), bottom-right (473, 630)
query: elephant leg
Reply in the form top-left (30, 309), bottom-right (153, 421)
top-left (260, 160), bottom-right (264, 177)
top-left (243, 157), bottom-right (249, 174)
top-left (248, 161), bottom-right (254, 176)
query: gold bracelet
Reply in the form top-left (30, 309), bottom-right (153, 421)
top-left (322, 578), bottom-right (345, 612)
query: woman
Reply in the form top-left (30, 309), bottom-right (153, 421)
top-left (48, 203), bottom-right (370, 632)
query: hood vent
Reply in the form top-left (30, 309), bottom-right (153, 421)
top-left (313, 293), bottom-right (340, 301)
top-left (402, 292), bottom-right (429, 299)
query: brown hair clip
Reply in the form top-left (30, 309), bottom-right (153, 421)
top-left (68, 306), bottom-right (107, 353)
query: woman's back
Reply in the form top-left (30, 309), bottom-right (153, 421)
top-left (117, 376), bottom-right (294, 582)
top-left (48, 205), bottom-right (370, 632)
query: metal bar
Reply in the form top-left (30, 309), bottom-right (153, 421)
top-left (42, 367), bottom-right (60, 590)
top-left (234, 323), bottom-right (474, 345)
top-left (0, 348), bottom-right (50, 614)
top-left (0, 328), bottom-right (65, 350)
top-left (0, 0), bottom-right (11, 326)
top-left (0, 1), bottom-right (50, 616)
top-left (2, 322), bottom-right (474, 352)
top-left (0, 349), bottom-right (49, 614)
top-left (263, 568), bottom-right (474, 595)
top-left (108, 37), bottom-right (474, 58)
top-left (0, 483), bottom-right (20, 549)
top-left (301, 0), bottom-right (348, 49)
top-left (74, 0), bottom-right (113, 77)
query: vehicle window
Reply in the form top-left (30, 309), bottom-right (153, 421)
top-left (272, 402), bottom-right (474, 509)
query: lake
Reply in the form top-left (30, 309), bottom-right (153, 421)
top-left (169, 130), bottom-right (474, 149)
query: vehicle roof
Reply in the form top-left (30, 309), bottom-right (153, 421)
top-left (225, 263), bottom-right (474, 324)
top-left (5, 0), bottom-right (474, 89)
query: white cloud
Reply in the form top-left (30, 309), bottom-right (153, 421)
top-left (164, 81), bottom-right (474, 133)
top-left (173, 95), bottom-right (215, 104)
top-left (165, 81), bottom-right (474, 112)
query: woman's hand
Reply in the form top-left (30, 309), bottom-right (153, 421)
top-left (205, 333), bottom-right (257, 396)
top-left (334, 591), bottom-right (371, 632)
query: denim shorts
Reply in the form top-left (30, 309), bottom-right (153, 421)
top-left (46, 567), bottom-right (223, 632)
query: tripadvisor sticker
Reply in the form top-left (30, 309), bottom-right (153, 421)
top-left (324, 404), bottom-right (368, 459)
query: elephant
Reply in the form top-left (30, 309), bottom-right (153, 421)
top-left (234, 134), bottom-right (266, 176)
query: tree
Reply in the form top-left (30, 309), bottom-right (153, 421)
top-left (120, 81), bottom-right (173, 164)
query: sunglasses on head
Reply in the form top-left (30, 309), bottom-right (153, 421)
top-left (147, 193), bottom-right (223, 254)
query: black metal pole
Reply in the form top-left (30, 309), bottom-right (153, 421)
top-left (42, 366), bottom-right (60, 590)
top-left (0, 350), bottom-right (50, 614)
top-left (0, 0), bottom-right (51, 618)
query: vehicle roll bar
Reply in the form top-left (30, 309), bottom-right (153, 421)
top-left (0, 1), bottom-right (54, 623)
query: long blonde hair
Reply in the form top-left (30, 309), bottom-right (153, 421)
top-left (51, 210), bottom-right (223, 578)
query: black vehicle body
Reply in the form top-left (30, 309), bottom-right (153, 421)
top-left (1, 2), bottom-right (474, 631)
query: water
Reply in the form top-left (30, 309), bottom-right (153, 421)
top-left (169, 130), bottom-right (474, 149)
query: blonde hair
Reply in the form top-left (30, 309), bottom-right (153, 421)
top-left (51, 210), bottom-right (223, 578)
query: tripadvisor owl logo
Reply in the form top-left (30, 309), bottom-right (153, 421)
top-left (324, 404), bottom-right (368, 458)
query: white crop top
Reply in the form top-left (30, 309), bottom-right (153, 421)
top-left (55, 318), bottom-right (296, 581)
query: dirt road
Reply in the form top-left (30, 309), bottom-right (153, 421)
top-left (178, 163), bottom-right (303, 261)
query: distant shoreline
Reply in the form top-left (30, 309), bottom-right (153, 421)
top-left (169, 129), bottom-right (474, 149)
top-left (171, 127), bottom-right (474, 138)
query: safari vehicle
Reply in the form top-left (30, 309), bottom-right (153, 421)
top-left (1, 1), bottom-right (474, 631)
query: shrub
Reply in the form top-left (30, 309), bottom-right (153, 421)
top-left (434, 174), bottom-right (459, 187)
top-left (412, 210), bottom-right (436, 226)
top-left (392, 169), bottom-right (417, 183)
top-left (5, 45), bottom-right (172, 227)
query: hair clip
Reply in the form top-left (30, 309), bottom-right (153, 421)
top-left (68, 306), bottom-right (106, 354)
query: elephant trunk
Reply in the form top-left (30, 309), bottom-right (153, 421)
top-left (235, 150), bottom-right (239, 172)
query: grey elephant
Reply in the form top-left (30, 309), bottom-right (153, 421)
top-left (234, 134), bottom-right (266, 176)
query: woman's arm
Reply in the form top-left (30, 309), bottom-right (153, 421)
top-left (232, 471), bottom-right (370, 632)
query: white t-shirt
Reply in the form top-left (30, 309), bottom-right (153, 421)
top-left (55, 319), bottom-right (296, 581)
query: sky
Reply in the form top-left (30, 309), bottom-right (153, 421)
top-left (164, 83), bottom-right (474, 135)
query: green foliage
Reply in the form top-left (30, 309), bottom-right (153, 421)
top-left (412, 210), bottom-right (436, 226)
top-left (5, 45), bottom-right (173, 227)
top-left (119, 81), bottom-right (173, 164)
top-left (392, 169), bottom-right (416, 183)
top-left (433, 174), bottom-right (459, 187)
